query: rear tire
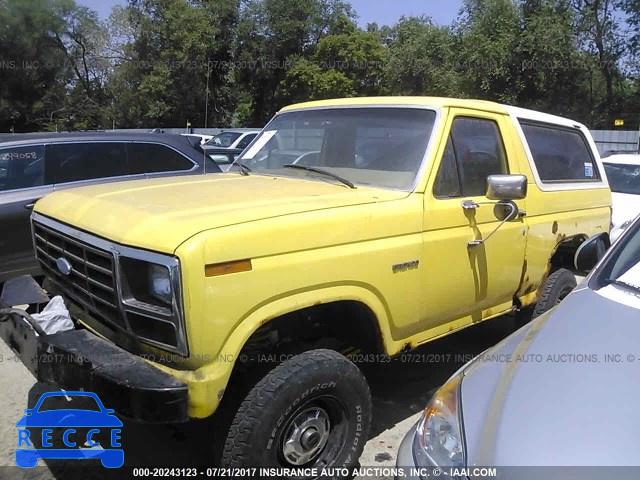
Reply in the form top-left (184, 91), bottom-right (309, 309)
top-left (222, 349), bottom-right (371, 478)
top-left (531, 268), bottom-right (577, 319)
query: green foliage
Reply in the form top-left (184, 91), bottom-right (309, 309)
top-left (516, 0), bottom-right (591, 118)
top-left (456, 0), bottom-right (523, 103)
top-left (384, 16), bottom-right (460, 96)
top-left (278, 14), bottom-right (386, 103)
top-left (0, 0), bottom-right (72, 131)
top-left (107, 0), bottom-right (239, 128)
top-left (1, 0), bottom-right (639, 131)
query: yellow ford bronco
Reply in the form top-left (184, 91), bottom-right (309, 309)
top-left (2, 97), bottom-right (610, 472)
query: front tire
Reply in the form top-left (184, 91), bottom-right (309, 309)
top-left (531, 268), bottom-right (577, 319)
top-left (222, 349), bottom-right (371, 478)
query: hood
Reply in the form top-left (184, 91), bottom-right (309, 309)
top-left (461, 286), bottom-right (640, 467)
top-left (34, 174), bottom-right (407, 253)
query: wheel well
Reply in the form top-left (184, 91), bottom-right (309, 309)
top-left (549, 235), bottom-right (587, 272)
top-left (241, 300), bottom-right (384, 357)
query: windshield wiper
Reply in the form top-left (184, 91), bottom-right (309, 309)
top-left (282, 164), bottom-right (356, 189)
top-left (605, 279), bottom-right (640, 296)
top-left (230, 160), bottom-right (251, 176)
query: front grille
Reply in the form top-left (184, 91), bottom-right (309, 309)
top-left (33, 221), bottom-right (126, 330)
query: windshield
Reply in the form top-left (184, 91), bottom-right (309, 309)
top-left (206, 132), bottom-right (241, 147)
top-left (604, 163), bottom-right (640, 195)
top-left (596, 218), bottom-right (640, 292)
top-left (238, 107), bottom-right (437, 190)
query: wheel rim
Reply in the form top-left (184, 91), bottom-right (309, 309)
top-left (282, 407), bottom-right (331, 465)
top-left (278, 396), bottom-right (348, 468)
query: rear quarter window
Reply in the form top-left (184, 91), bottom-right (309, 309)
top-left (128, 143), bottom-right (196, 174)
top-left (519, 121), bottom-right (600, 183)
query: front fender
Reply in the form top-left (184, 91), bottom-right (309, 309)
top-left (160, 285), bottom-right (397, 419)
top-left (224, 284), bottom-right (397, 359)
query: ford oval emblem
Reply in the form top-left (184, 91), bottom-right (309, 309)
top-left (56, 257), bottom-right (73, 276)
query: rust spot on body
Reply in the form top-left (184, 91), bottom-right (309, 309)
top-left (515, 259), bottom-right (528, 295)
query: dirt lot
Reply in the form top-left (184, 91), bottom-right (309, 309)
top-left (0, 312), bottom-right (523, 480)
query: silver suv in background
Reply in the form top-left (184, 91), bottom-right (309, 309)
top-left (0, 133), bottom-right (221, 282)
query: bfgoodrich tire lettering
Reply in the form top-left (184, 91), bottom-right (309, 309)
top-left (222, 349), bottom-right (371, 478)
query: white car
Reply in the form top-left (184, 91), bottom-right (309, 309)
top-left (202, 130), bottom-right (260, 150)
top-left (181, 133), bottom-right (213, 145)
top-left (602, 153), bottom-right (640, 242)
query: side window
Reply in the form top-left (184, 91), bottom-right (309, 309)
top-left (128, 143), bottom-right (195, 174)
top-left (0, 145), bottom-right (46, 191)
top-left (433, 117), bottom-right (508, 197)
top-left (520, 122), bottom-right (600, 182)
top-left (48, 143), bottom-right (128, 184)
top-left (236, 133), bottom-right (257, 150)
top-left (433, 137), bottom-right (461, 198)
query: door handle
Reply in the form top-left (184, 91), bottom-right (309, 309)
top-left (463, 200), bottom-right (518, 247)
top-left (24, 202), bottom-right (36, 210)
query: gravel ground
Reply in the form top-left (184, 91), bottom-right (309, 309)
top-left (0, 312), bottom-right (522, 480)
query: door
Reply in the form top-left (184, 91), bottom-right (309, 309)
top-left (0, 144), bottom-right (52, 281)
top-left (419, 110), bottom-right (527, 331)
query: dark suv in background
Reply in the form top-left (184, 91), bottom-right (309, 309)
top-left (0, 132), bottom-right (221, 282)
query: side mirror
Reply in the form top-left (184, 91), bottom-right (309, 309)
top-left (574, 232), bottom-right (611, 272)
top-left (486, 174), bottom-right (528, 200)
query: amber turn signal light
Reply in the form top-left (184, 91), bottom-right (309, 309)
top-left (205, 259), bottom-right (252, 277)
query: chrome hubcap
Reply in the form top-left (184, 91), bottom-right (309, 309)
top-left (282, 407), bottom-right (331, 465)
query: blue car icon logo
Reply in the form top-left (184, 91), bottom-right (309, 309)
top-left (15, 391), bottom-right (123, 468)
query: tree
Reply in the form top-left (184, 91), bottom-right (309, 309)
top-left (0, 0), bottom-right (113, 131)
top-left (570, 0), bottom-right (626, 119)
top-left (0, 0), bottom-right (69, 131)
top-left (384, 16), bottom-right (460, 96)
top-left (516, 0), bottom-right (593, 120)
top-left (232, 0), bottom-right (355, 125)
top-left (455, 0), bottom-right (523, 104)
top-left (52, 2), bottom-right (113, 130)
top-left (1, 0), bottom-right (638, 131)
top-left (108, 0), bottom-right (239, 128)
top-left (277, 14), bottom-right (386, 103)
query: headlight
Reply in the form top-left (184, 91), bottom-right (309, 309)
top-left (118, 255), bottom-right (187, 355)
top-left (413, 374), bottom-right (465, 469)
top-left (149, 264), bottom-right (172, 305)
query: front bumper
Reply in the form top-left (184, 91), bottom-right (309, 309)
top-left (0, 312), bottom-right (189, 423)
top-left (396, 423), bottom-right (422, 480)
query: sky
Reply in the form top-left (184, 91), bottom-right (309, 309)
top-left (79, 0), bottom-right (465, 27)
